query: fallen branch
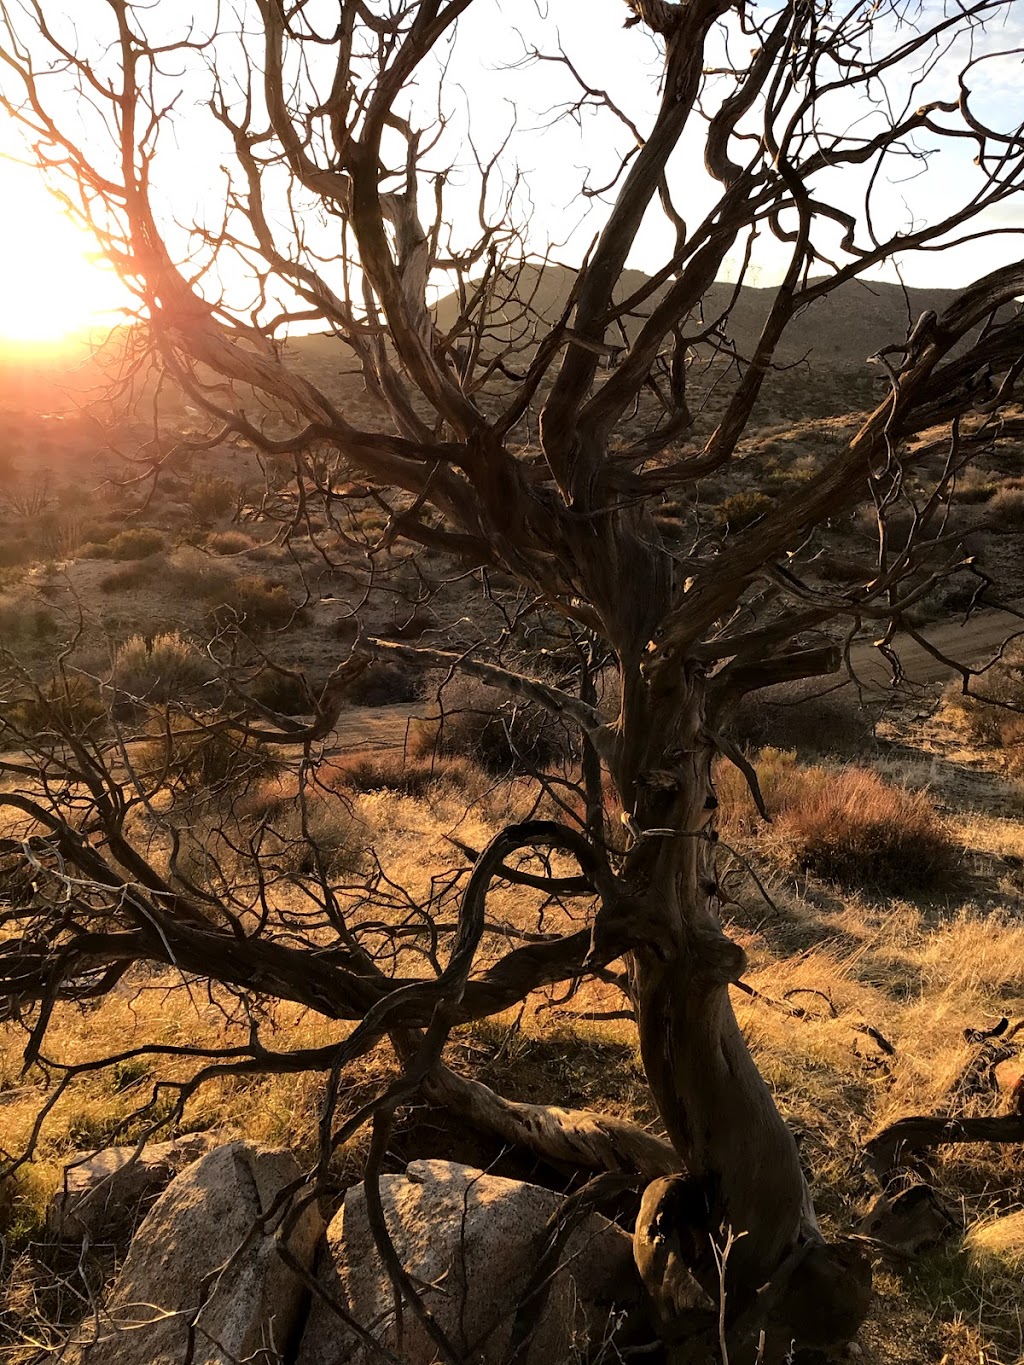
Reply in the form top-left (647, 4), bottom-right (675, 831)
top-left (865, 1113), bottom-right (1024, 1182)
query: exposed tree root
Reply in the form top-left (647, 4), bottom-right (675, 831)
top-left (419, 1058), bottom-right (680, 1179)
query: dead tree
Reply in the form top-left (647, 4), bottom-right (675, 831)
top-left (2, 0), bottom-right (1024, 1354)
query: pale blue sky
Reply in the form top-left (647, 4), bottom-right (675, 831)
top-left (0, 0), bottom-right (1021, 340)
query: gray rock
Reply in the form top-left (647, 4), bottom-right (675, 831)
top-left (297, 1158), bottom-right (635, 1365)
top-left (48, 1135), bottom-right (215, 1244)
top-left (77, 1140), bottom-right (322, 1365)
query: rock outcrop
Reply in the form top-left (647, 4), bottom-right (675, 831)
top-left (48, 1135), bottom-right (215, 1244)
top-left (297, 1158), bottom-right (636, 1365)
top-left (77, 1140), bottom-right (322, 1365)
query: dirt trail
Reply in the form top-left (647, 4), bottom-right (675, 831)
top-left (326, 607), bottom-right (1024, 754)
top-left (842, 605), bottom-right (1023, 688)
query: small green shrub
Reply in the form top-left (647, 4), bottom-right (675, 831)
top-left (113, 632), bottom-right (211, 702)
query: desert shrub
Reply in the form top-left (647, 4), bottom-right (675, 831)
top-left (322, 749), bottom-right (485, 799)
top-left (409, 672), bottom-right (573, 775)
top-left (106, 527), bottom-right (166, 560)
top-left (989, 486), bottom-right (1024, 530)
top-left (236, 783), bottom-right (366, 878)
top-left (731, 679), bottom-right (881, 758)
top-left (189, 475), bottom-right (237, 522)
top-left (209, 575), bottom-right (299, 629)
top-left (80, 540), bottom-right (113, 559)
top-left (249, 668), bottom-right (318, 716)
top-left (139, 713), bottom-right (279, 793)
top-left (345, 659), bottom-right (420, 706)
top-left (207, 530), bottom-right (255, 555)
top-left (716, 489), bottom-right (773, 530)
top-left (783, 768), bottom-right (956, 890)
top-left (113, 631), bottom-right (211, 702)
top-left (168, 545), bottom-right (234, 599)
top-left (79, 521), bottom-right (121, 546)
top-left (717, 750), bottom-right (957, 891)
top-left (954, 476), bottom-right (997, 505)
top-left (945, 644), bottom-right (1024, 746)
top-left (100, 558), bottom-right (162, 593)
top-left (2, 673), bottom-right (105, 741)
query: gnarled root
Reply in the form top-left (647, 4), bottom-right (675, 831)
top-left (422, 1059), bottom-right (680, 1178)
top-left (633, 1174), bottom-right (872, 1361)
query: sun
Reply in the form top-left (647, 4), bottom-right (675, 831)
top-left (0, 162), bottom-right (128, 347)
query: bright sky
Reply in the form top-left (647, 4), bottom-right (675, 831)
top-left (0, 0), bottom-right (1021, 346)
top-left (0, 158), bottom-right (127, 344)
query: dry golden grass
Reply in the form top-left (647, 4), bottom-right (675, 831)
top-left (2, 724), bottom-right (1024, 1362)
top-left (717, 748), bottom-right (960, 892)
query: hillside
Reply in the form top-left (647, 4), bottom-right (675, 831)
top-left (430, 265), bottom-right (960, 369)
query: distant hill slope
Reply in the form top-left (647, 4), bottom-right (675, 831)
top-left (430, 266), bottom-right (961, 371)
top-left (0, 274), bottom-right (966, 420)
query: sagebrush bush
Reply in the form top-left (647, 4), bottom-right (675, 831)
top-left (100, 559), bottom-right (162, 593)
top-left (989, 485), bottom-right (1024, 530)
top-left (409, 672), bottom-right (572, 774)
top-left (783, 768), bottom-right (957, 890)
top-left (113, 632), bottom-right (211, 702)
top-left (944, 644), bottom-right (1024, 749)
top-left (234, 781), bottom-right (366, 878)
top-left (106, 527), bottom-right (166, 560)
top-left (717, 749), bottom-right (957, 891)
top-left (209, 575), bottom-right (299, 629)
top-left (716, 489), bottom-right (773, 529)
top-left (168, 545), bottom-right (234, 599)
top-left (189, 475), bottom-right (237, 522)
top-left (2, 673), bottom-right (105, 741)
top-left (207, 530), bottom-right (255, 556)
top-left (139, 714), bottom-right (279, 793)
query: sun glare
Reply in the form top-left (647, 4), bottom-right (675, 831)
top-left (0, 164), bottom-right (127, 348)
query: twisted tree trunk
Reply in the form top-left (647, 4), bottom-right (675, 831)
top-left (608, 660), bottom-right (870, 1351)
